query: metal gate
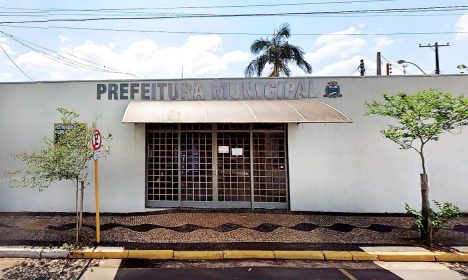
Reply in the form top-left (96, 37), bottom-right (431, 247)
top-left (146, 123), bottom-right (288, 209)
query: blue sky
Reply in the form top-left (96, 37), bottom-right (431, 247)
top-left (0, 0), bottom-right (467, 81)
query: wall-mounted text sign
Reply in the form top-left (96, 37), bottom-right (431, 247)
top-left (96, 79), bottom-right (318, 101)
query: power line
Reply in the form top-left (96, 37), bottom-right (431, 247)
top-left (1, 11), bottom-right (465, 18)
top-left (380, 54), bottom-right (403, 72)
top-left (1, 24), bottom-right (467, 37)
top-left (3, 31), bottom-right (133, 74)
top-left (1, 11), bottom-right (465, 23)
top-left (0, 5), bottom-right (467, 24)
top-left (349, 67), bottom-right (359, 75)
top-left (4, 11), bottom-right (463, 18)
top-left (0, 0), bottom-right (400, 12)
top-left (0, 24), bottom-right (46, 29)
top-left (0, 31), bottom-right (136, 76)
top-left (0, 14), bottom-right (44, 17)
top-left (0, 41), bottom-right (34, 81)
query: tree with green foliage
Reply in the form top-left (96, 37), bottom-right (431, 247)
top-left (245, 23), bottom-right (312, 77)
top-left (366, 88), bottom-right (468, 247)
top-left (12, 108), bottom-right (111, 243)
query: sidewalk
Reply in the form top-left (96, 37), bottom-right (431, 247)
top-left (1, 211), bottom-right (466, 251)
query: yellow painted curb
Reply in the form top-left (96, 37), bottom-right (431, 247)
top-left (97, 250), bottom-right (129, 259)
top-left (434, 252), bottom-right (468, 262)
top-left (377, 252), bottom-right (435, 262)
top-left (65, 249), bottom-right (467, 262)
top-left (69, 248), bottom-right (129, 259)
top-left (174, 251), bottom-right (224, 260)
top-left (127, 250), bottom-right (174, 260)
top-left (323, 251), bottom-right (353, 261)
top-left (273, 251), bottom-right (324, 260)
top-left (69, 248), bottom-right (100, 259)
top-left (350, 251), bottom-right (378, 261)
top-left (223, 250), bottom-right (275, 259)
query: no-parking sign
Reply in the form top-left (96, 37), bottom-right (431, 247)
top-left (92, 128), bottom-right (102, 151)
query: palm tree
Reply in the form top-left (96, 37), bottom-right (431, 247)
top-left (245, 23), bottom-right (312, 77)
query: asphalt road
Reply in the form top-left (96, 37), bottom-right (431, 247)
top-left (113, 266), bottom-right (401, 280)
top-left (0, 258), bottom-right (466, 280)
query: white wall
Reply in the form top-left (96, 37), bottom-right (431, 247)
top-left (288, 75), bottom-right (468, 212)
top-left (0, 81), bottom-right (146, 212)
top-left (0, 75), bottom-right (467, 213)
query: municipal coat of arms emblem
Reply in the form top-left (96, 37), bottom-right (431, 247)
top-left (324, 81), bottom-right (342, 98)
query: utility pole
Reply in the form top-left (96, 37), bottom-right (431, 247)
top-left (359, 59), bottom-right (365, 76)
top-left (419, 42), bottom-right (449, 74)
top-left (376, 52), bottom-right (382, 75)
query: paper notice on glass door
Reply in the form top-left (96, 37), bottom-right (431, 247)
top-left (218, 146), bottom-right (229, 153)
top-left (231, 148), bottom-right (243, 156)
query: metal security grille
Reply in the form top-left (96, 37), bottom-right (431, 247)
top-left (253, 132), bottom-right (287, 203)
top-left (181, 131), bottom-right (213, 202)
top-left (146, 123), bottom-right (288, 209)
top-left (217, 131), bottom-right (251, 202)
top-left (146, 124), bottom-right (179, 204)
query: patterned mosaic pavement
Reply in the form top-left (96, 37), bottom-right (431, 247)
top-left (0, 211), bottom-right (466, 249)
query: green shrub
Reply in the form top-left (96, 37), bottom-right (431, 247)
top-left (405, 201), bottom-right (463, 231)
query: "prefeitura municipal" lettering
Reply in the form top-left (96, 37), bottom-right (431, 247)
top-left (96, 80), bottom-right (314, 101)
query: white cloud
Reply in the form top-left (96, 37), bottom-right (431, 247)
top-left (373, 37), bottom-right (394, 49)
top-left (14, 35), bottom-right (249, 80)
top-left (0, 37), bottom-right (14, 55)
top-left (0, 72), bottom-right (14, 80)
top-left (297, 26), bottom-right (404, 76)
top-left (59, 35), bottom-right (69, 43)
top-left (455, 13), bottom-right (468, 40)
top-left (305, 27), bottom-right (367, 64)
top-left (313, 56), bottom-right (374, 76)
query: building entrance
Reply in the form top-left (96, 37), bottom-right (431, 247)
top-left (146, 123), bottom-right (288, 209)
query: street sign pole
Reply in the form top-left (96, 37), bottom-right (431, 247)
top-left (92, 128), bottom-right (102, 244)
top-left (94, 157), bottom-right (100, 243)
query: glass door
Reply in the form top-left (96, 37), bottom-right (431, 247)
top-left (216, 130), bottom-right (251, 207)
top-left (146, 123), bottom-right (288, 209)
top-left (180, 131), bottom-right (214, 207)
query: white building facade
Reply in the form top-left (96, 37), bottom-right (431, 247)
top-left (0, 75), bottom-right (467, 213)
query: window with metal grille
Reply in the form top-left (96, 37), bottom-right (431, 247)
top-left (146, 128), bottom-right (179, 201)
top-left (181, 131), bottom-right (213, 202)
top-left (253, 131), bottom-right (287, 203)
top-left (217, 131), bottom-right (251, 202)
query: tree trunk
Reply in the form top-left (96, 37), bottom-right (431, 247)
top-left (420, 173), bottom-right (432, 247)
top-left (418, 146), bottom-right (432, 248)
top-left (79, 181), bottom-right (84, 238)
top-left (75, 182), bottom-right (79, 244)
top-left (270, 62), bottom-right (280, 77)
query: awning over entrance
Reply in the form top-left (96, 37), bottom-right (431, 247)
top-left (122, 100), bottom-right (351, 123)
